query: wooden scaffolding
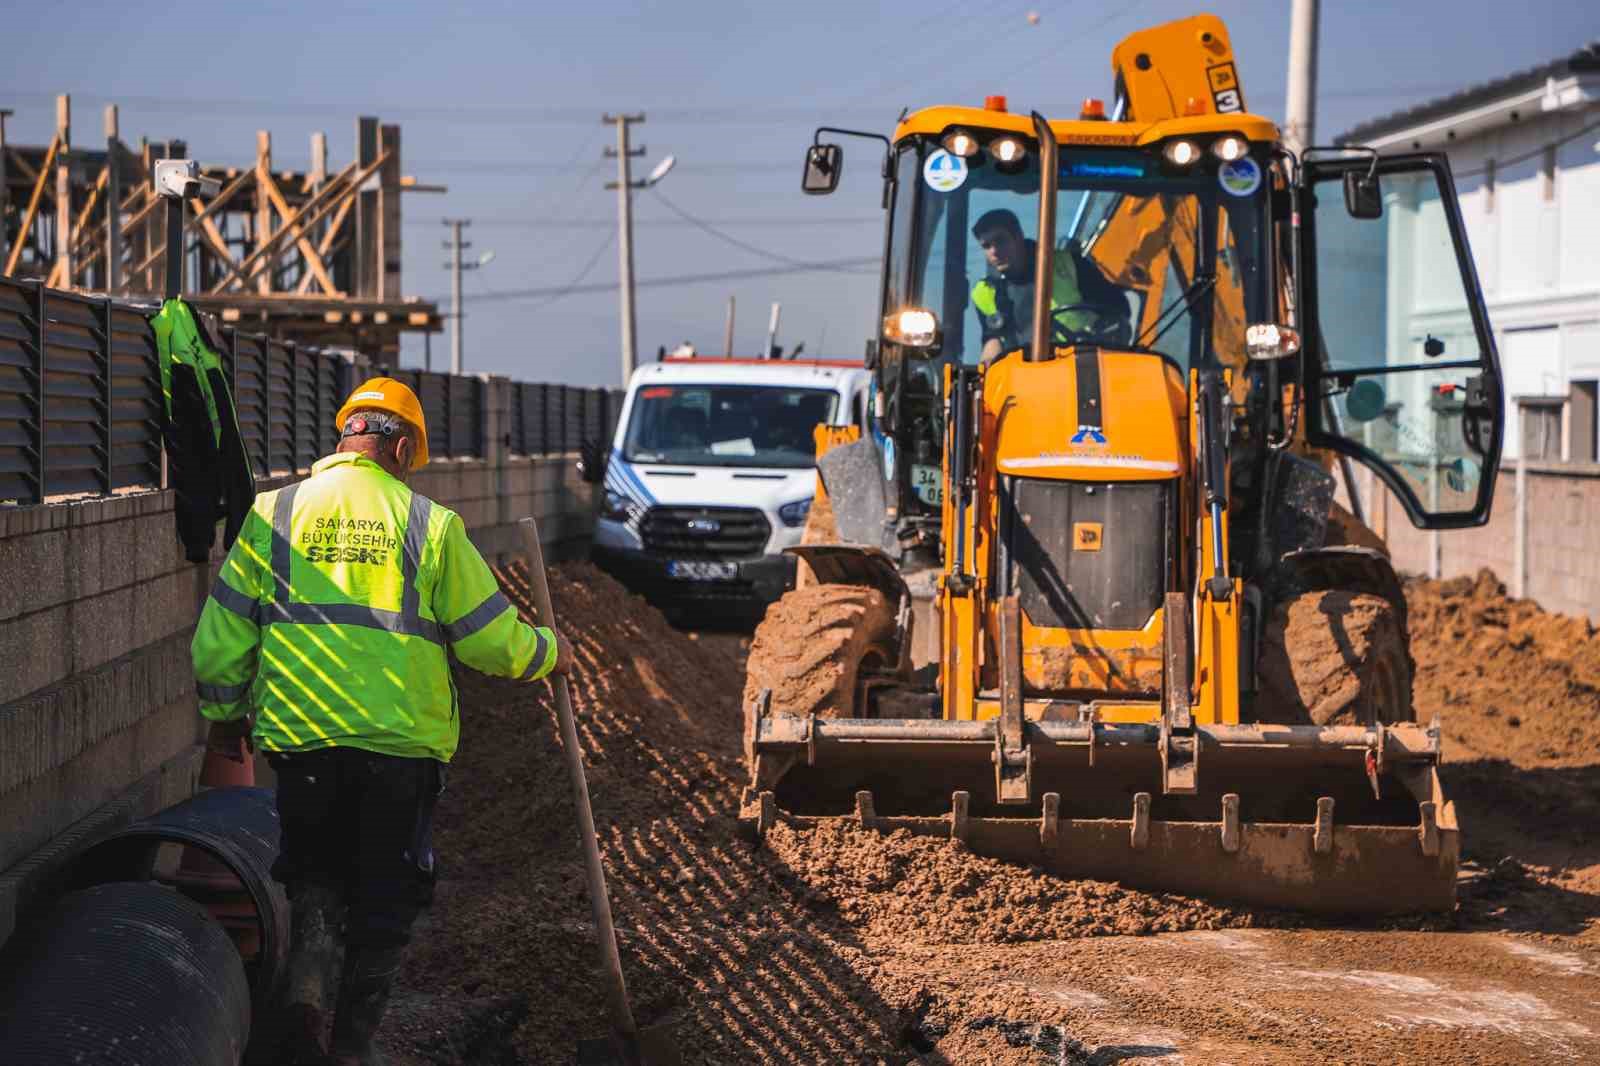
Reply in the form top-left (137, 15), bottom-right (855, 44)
top-left (0, 95), bottom-right (443, 358)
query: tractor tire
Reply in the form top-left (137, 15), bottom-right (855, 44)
top-left (1255, 589), bottom-right (1414, 726)
top-left (744, 583), bottom-right (898, 721)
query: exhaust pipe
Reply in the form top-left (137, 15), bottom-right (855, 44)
top-left (1028, 111), bottom-right (1059, 363)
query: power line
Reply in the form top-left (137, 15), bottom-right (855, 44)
top-left (645, 187), bottom-right (877, 270)
top-left (503, 231), bottom-right (618, 313)
top-left (406, 215), bottom-right (879, 229)
top-left (441, 257), bottom-right (878, 306)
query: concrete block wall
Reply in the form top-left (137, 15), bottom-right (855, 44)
top-left (0, 389), bottom-right (594, 946)
top-left (1368, 462), bottom-right (1600, 621)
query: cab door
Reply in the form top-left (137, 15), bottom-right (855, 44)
top-left (1298, 153), bottom-right (1503, 529)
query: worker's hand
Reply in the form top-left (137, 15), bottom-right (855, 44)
top-left (206, 718), bottom-right (254, 763)
top-left (549, 630), bottom-right (575, 676)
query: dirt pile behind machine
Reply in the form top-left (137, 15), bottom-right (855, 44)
top-left (743, 14), bottom-right (1506, 913)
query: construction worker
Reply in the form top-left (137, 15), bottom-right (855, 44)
top-left (970, 208), bottom-right (1130, 362)
top-left (192, 377), bottom-right (572, 1066)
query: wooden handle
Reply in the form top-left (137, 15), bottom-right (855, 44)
top-left (517, 518), bottom-right (638, 1038)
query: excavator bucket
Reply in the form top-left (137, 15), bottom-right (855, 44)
top-left (743, 705), bottom-right (1457, 914)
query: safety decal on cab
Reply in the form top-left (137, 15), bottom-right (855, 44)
top-left (923, 149), bottom-right (968, 193)
top-left (1073, 522), bottom-right (1104, 552)
top-left (1207, 62), bottom-right (1244, 113)
top-left (1218, 157), bottom-right (1262, 198)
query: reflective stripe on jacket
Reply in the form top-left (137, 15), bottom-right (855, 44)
top-left (191, 452), bottom-right (557, 762)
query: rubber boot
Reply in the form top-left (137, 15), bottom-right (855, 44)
top-left (329, 944), bottom-right (404, 1066)
top-left (281, 882), bottom-right (344, 1064)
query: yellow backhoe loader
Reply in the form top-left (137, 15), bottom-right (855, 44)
top-left (741, 14), bottom-right (1505, 913)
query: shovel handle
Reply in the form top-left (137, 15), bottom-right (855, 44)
top-left (517, 518), bottom-right (638, 1039)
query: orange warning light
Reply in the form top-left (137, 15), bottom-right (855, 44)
top-left (1183, 96), bottom-right (1208, 116)
top-left (1080, 98), bottom-right (1107, 120)
top-left (984, 95), bottom-right (1008, 112)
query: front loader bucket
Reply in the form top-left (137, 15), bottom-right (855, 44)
top-left (744, 713), bottom-right (1457, 914)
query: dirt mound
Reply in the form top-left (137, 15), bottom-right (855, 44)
top-left (763, 821), bottom-right (1255, 943)
top-left (1405, 569), bottom-right (1600, 944)
top-left (1407, 568), bottom-right (1600, 768)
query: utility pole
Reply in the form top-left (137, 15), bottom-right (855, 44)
top-left (765, 301), bottom-right (782, 359)
top-left (0, 109), bottom-right (12, 275)
top-left (603, 113), bottom-right (646, 383)
top-left (1284, 0), bottom-right (1319, 157)
top-left (723, 295), bottom-right (736, 357)
top-left (105, 106), bottom-right (121, 293)
top-left (443, 219), bottom-right (470, 375)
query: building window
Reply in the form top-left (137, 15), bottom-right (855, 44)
top-left (1572, 381), bottom-right (1598, 463)
top-left (1518, 398), bottom-right (1564, 460)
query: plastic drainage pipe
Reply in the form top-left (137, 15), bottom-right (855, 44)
top-left (0, 881), bottom-right (251, 1065)
top-left (70, 786), bottom-right (291, 1022)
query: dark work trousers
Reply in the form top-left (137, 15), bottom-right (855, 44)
top-left (268, 747), bottom-right (446, 949)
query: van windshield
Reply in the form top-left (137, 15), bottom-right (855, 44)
top-left (623, 384), bottom-right (838, 469)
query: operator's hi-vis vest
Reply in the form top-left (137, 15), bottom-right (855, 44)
top-left (972, 246), bottom-right (1100, 352)
top-left (191, 452), bottom-right (557, 762)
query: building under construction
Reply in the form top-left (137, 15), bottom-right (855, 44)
top-left (0, 95), bottom-right (441, 358)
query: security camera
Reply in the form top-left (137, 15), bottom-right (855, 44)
top-left (153, 159), bottom-right (221, 200)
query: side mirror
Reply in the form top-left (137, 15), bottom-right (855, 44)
top-left (1345, 378), bottom-right (1387, 423)
top-left (576, 437), bottom-right (607, 484)
top-left (1343, 169), bottom-right (1382, 219)
top-left (803, 144), bottom-right (842, 195)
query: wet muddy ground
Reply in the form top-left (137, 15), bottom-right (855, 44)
top-left (377, 564), bottom-right (1599, 1065)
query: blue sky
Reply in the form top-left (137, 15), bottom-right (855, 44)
top-left (6, 0), bottom-right (1596, 386)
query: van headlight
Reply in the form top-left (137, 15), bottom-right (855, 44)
top-left (778, 498), bottom-right (812, 527)
top-left (601, 489), bottom-right (641, 522)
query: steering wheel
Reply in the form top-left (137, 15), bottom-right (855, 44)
top-left (1051, 303), bottom-right (1131, 347)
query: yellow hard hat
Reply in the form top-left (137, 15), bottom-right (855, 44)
top-left (335, 377), bottom-right (430, 469)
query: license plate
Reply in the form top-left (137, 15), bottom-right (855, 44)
top-left (667, 560), bottom-right (738, 581)
top-left (912, 463), bottom-right (943, 506)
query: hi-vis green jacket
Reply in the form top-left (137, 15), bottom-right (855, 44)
top-left (191, 452), bottom-right (558, 762)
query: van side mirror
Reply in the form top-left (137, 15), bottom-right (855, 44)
top-left (803, 144), bottom-right (842, 195)
top-left (1343, 169), bottom-right (1382, 219)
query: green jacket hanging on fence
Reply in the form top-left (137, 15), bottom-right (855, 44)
top-left (150, 298), bottom-right (255, 562)
top-left (190, 451), bottom-right (559, 763)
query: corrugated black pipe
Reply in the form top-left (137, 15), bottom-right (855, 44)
top-left (70, 786), bottom-right (290, 1021)
top-left (0, 881), bottom-right (251, 1064)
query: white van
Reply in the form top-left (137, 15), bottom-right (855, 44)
top-left (592, 356), bottom-right (872, 619)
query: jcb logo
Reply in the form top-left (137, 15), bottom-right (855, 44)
top-left (1074, 523), bottom-right (1103, 552)
top-left (306, 545), bottom-right (390, 565)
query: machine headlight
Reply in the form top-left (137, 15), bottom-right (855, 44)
top-left (778, 498), bottom-right (813, 528)
top-left (601, 489), bottom-right (640, 522)
top-left (1162, 139), bottom-right (1201, 167)
top-left (883, 307), bottom-right (939, 348)
top-left (990, 135), bottom-right (1027, 168)
top-left (1210, 135), bottom-right (1249, 162)
top-left (941, 128), bottom-right (980, 158)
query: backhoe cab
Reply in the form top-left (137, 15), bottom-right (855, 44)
top-left (745, 14), bottom-right (1504, 914)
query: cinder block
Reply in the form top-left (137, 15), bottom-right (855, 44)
top-left (0, 605), bottom-right (73, 708)
top-left (0, 700), bottom-right (200, 873)
top-left (0, 528), bottom-right (70, 623)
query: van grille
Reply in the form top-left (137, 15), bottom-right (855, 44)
top-left (640, 506), bottom-right (771, 558)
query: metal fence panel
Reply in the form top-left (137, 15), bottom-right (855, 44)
top-left (0, 277), bottom-right (607, 505)
top-left (0, 282), bottom-right (41, 502)
top-left (107, 304), bottom-right (160, 491)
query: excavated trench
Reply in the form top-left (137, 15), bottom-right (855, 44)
top-left (378, 563), bottom-right (1600, 1065)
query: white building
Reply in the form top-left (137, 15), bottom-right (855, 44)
top-left (1339, 43), bottom-right (1600, 462)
